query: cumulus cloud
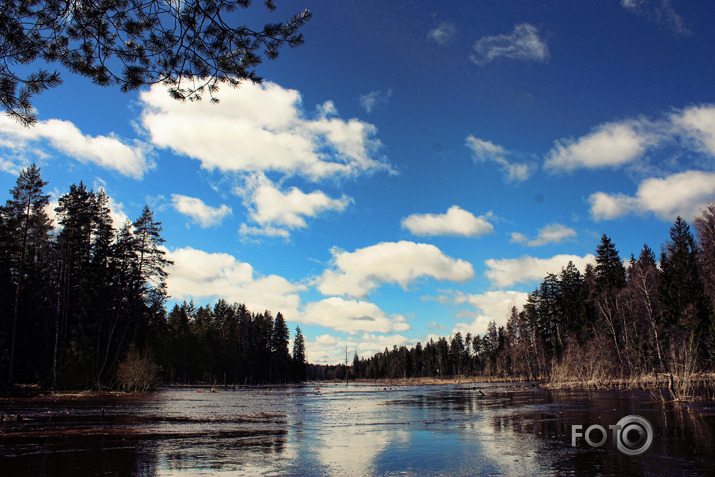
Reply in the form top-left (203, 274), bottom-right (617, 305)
top-left (239, 174), bottom-right (352, 238)
top-left (544, 121), bottom-right (656, 172)
top-left (485, 254), bottom-right (595, 288)
top-left (140, 81), bottom-right (391, 181)
top-left (302, 297), bottom-right (410, 335)
top-left (0, 116), bottom-right (153, 178)
top-left (470, 23), bottom-right (549, 67)
top-left (450, 290), bottom-right (529, 336)
top-left (171, 194), bottom-right (232, 228)
top-left (402, 205), bottom-right (493, 238)
top-left (306, 333), bottom-right (413, 366)
top-left (465, 135), bottom-right (533, 182)
top-left (103, 191), bottom-right (130, 228)
top-left (672, 105), bottom-right (715, 156)
top-left (359, 89), bottom-right (392, 114)
top-left (544, 105), bottom-right (715, 174)
top-left (589, 170), bottom-right (715, 221)
top-left (317, 241), bottom-right (475, 298)
top-left (427, 22), bottom-right (457, 46)
top-left (165, 246), bottom-right (304, 319)
top-left (511, 223), bottom-right (577, 247)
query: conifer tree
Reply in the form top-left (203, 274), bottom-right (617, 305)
top-left (2, 164), bottom-right (52, 385)
top-left (1, 0), bottom-right (312, 125)
top-left (271, 312), bottom-right (291, 382)
top-left (660, 217), bottom-right (708, 349)
top-left (292, 326), bottom-right (306, 381)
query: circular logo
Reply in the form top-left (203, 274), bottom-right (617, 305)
top-left (615, 415), bottom-right (653, 456)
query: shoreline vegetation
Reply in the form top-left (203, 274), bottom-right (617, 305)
top-left (2, 165), bottom-right (715, 403)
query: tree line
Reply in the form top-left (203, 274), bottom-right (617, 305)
top-left (0, 165), bottom-right (306, 389)
top-left (352, 210), bottom-right (715, 384)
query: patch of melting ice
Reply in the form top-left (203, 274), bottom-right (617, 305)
top-left (1, 384), bottom-right (714, 476)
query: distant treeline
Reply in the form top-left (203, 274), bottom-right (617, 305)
top-left (159, 300), bottom-right (307, 385)
top-left (4, 164), bottom-right (715, 391)
top-left (351, 212), bottom-right (715, 385)
top-left (0, 165), bottom-right (305, 389)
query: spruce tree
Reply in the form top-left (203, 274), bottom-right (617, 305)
top-left (660, 217), bottom-right (708, 347)
top-left (594, 234), bottom-right (626, 292)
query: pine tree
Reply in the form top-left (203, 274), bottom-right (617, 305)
top-left (292, 326), bottom-right (306, 381)
top-left (271, 312), bottom-right (291, 382)
top-left (55, 183), bottom-right (103, 387)
top-left (132, 206), bottom-right (172, 305)
top-left (2, 164), bottom-right (52, 385)
top-left (1, 1), bottom-right (312, 125)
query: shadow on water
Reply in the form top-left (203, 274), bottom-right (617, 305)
top-left (1, 384), bottom-right (714, 476)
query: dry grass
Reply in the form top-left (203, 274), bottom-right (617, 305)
top-left (348, 376), bottom-right (533, 386)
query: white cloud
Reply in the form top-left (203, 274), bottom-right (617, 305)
top-left (470, 23), bottom-right (549, 67)
top-left (0, 116), bottom-right (153, 178)
top-left (359, 89), bottom-right (392, 114)
top-left (140, 81), bottom-right (392, 181)
top-left (485, 254), bottom-right (595, 288)
top-left (427, 22), bottom-right (457, 46)
top-left (402, 205), bottom-right (494, 238)
top-left (544, 121), bottom-right (655, 172)
top-left (171, 194), bottom-right (232, 228)
top-left (317, 241), bottom-right (475, 298)
top-left (589, 170), bottom-right (715, 221)
top-left (165, 246), bottom-right (304, 319)
top-left (239, 174), bottom-right (352, 238)
top-left (355, 333), bottom-right (413, 355)
top-left (672, 105), bottom-right (715, 156)
top-left (450, 290), bottom-right (529, 336)
top-left (302, 297), bottom-right (410, 335)
top-left (305, 332), bottom-right (414, 364)
top-left (511, 223), bottom-right (577, 247)
top-left (621, 0), bottom-right (690, 36)
top-left (104, 192), bottom-right (130, 228)
top-left (544, 104), bottom-right (715, 174)
top-left (465, 135), bottom-right (533, 182)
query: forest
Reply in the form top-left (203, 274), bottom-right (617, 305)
top-left (351, 213), bottom-right (715, 397)
top-left (0, 165), bottom-right (306, 390)
top-left (2, 164), bottom-right (715, 393)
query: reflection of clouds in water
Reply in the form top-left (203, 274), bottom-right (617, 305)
top-left (459, 405), bottom-right (558, 475)
top-left (318, 425), bottom-right (411, 475)
top-left (310, 389), bottom-right (411, 475)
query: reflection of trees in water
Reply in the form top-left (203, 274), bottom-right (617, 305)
top-left (487, 389), bottom-right (715, 476)
top-left (158, 430), bottom-right (287, 474)
top-left (2, 386), bottom-right (713, 475)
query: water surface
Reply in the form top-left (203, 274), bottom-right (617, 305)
top-left (1, 383), bottom-right (714, 476)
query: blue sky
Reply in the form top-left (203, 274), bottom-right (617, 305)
top-left (2, 1), bottom-right (715, 363)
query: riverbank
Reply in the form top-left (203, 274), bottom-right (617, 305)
top-left (344, 376), bottom-right (536, 387)
top-left (0, 384), bottom-right (147, 402)
top-left (546, 372), bottom-right (715, 402)
top-left (5, 372), bottom-right (714, 401)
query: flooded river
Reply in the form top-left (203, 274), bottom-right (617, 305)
top-left (1, 383), bottom-right (714, 476)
